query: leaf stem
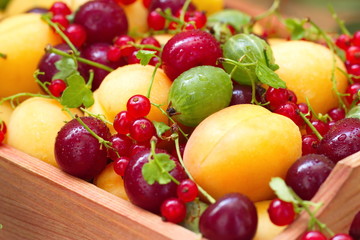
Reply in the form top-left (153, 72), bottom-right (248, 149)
top-left (174, 137), bottom-right (216, 204)
top-left (253, 0), bottom-right (280, 22)
top-left (47, 45), bottom-right (114, 72)
top-left (299, 112), bottom-right (323, 140)
top-left (328, 5), bottom-right (351, 36)
top-left (147, 62), bottom-right (161, 98)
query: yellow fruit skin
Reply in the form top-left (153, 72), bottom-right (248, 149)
top-left (183, 104), bottom-right (302, 202)
top-left (0, 13), bottom-right (62, 98)
top-left (253, 200), bottom-right (285, 240)
top-left (90, 64), bottom-right (172, 124)
top-left (7, 97), bottom-right (82, 167)
top-left (122, 0), bottom-right (148, 34)
top-left (271, 40), bottom-right (348, 114)
top-left (94, 162), bottom-right (129, 201)
top-left (5, 0), bottom-right (88, 16)
top-left (192, 0), bottom-right (224, 15)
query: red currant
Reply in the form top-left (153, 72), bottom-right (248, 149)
top-left (49, 1), bottom-right (72, 16)
top-left (352, 31), bottom-right (360, 47)
top-left (348, 64), bottom-right (360, 82)
top-left (51, 14), bottom-right (70, 29)
top-left (108, 134), bottom-right (134, 160)
top-left (265, 87), bottom-right (290, 109)
top-left (329, 233), bottom-right (354, 240)
top-left (177, 179), bottom-right (199, 203)
top-left (129, 142), bottom-right (150, 157)
top-left (127, 95), bottom-right (151, 118)
top-left (113, 111), bottom-right (135, 135)
top-left (335, 34), bottom-right (352, 51)
top-left (142, 0), bottom-right (151, 8)
top-left (345, 83), bottom-right (360, 104)
top-left (306, 120), bottom-right (329, 136)
top-left (0, 131), bottom-right (5, 145)
top-left (0, 121), bottom-right (7, 135)
top-left (113, 156), bottom-right (131, 176)
top-left (160, 198), bottom-right (187, 223)
top-left (302, 134), bottom-right (319, 155)
top-left (64, 24), bottom-right (87, 48)
top-left (147, 10), bottom-right (166, 31)
top-left (48, 79), bottom-right (67, 97)
top-left (184, 11), bottom-right (207, 29)
top-left (140, 36), bottom-right (161, 49)
top-left (114, 35), bottom-right (136, 57)
top-left (301, 231), bottom-right (327, 240)
top-left (298, 103), bottom-right (312, 119)
top-left (274, 102), bottom-right (304, 126)
top-left (346, 46), bottom-right (360, 65)
top-left (267, 198), bottom-right (296, 226)
top-left (127, 50), bottom-right (141, 64)
top-left (107, 45), bottom-right (122, 62)
top-left (327, 107), bottom-right (345, 121)
top-left (129, 118), bottom-right (156, 143)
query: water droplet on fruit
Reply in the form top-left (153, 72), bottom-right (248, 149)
top-left (338, 134), bottom-right (347, 141)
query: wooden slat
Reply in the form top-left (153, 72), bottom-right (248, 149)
top-left (0, 144), bottom-right (201, 240)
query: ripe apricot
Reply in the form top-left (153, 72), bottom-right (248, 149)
top-left (7, 97), bottom-right (82, 167)
top-left (192, 0), bottom-right (224, 15)
top-left (253, 200), bottom-right (286, 240)
top-left (122, 0), bottom-right (148, 34)
top-left (183, 104), bottom-right (302, 202)
top-left (271, 40), bottom-right (348, 114)
top-left (94, 162), bottom-right (129, 201)
top-left (89, 64), bottom-right (172, 125)
top-left (0, 13), bottom-right (61, 98)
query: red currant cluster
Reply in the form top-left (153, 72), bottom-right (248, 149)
top-left (110, 94), bottom-right (156, 176)
top-left (264, 87), bottom-right (345, 155)
top-left (147, 9), bottom-right (207, 31)
top-left (160, 179), bottom-right (198, 223)
top-left (268, 198), bottom-right (354, 240)
top-left (107, 35), bottom-right (161, 66)
top-left (0, 121), bottom-right (7, 145)
top-left (49, 2), bottom-right (87, 48)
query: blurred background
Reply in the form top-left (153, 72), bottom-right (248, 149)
top-left (228, 0), bottom-right (360, 34)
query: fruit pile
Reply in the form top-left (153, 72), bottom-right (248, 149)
top-left (1, 0), bottom-right (360, 239)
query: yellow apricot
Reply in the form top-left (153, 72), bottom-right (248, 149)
top-left (90, 64), bottom-right (172, 125)
top-left (271, 40), bottom-right (348, 114)
top-left (94, 162), bottom-right (129, 201)
top-left (0, 13), bottom-right (62, 98)
top-left (183, 104), bottom-right (302, 202)
top-left (192, 0), bottom-right (224, 15)
top-left (253, 200), bottom-right (286, 240)
top-left (122, 0), bottom-right (148, 34)
top-left (7, 97), bottom-right (82, 167)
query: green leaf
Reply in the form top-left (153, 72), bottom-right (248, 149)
top-left (142, 153), bottom-right (176, 185)
top-left (153, 121), bottom-right (171, 138)
top-left (269, 177), bottom-right (297, 203)
top-left (255, 61), bottom-right (286, 89)
top-left (208, 9), bottom-right (251, 32)
top-left (284, 18), bottom-right (306, 40)
top-left (60, 73), bottom-right (94, 108)
top-left (53, 57), bottom-right (78, 81)
top-left (136, 50), bottom-right (157, 66)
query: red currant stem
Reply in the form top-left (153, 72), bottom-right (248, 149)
top-left (151, 102), bottom-right (189, 140)
top-left (47, 46), bottom-right (114, 72)
top-left (131, 43), bottom-right (162, 53)
top-left (174, 137), bottom-right (216, 204)
top-left (64, 108), bottom-right (112, 149)
top-left (308, 20), bottom-right (348, 112)
top-left (179, 0), bottom-right (192, 22)
top-left (146, 62), bottom-right (161, 98)
top-left (299, 112), bottom-right (323, 140)
top-left (0, 93), bottom-right (52, 108)
top-left (253, 0), bottom-right (280, 22)
top-left (41, 13), bottom-right (80, 56)
top-left (80, 107), bottom-right (113, 126)
top-left (218, 57), bottom-right (258, 68)
top-left (149, 139), bottom-right (180, 185)
top-left (328, 5), bottom-right (351, 36)
top-left (0, 53), bottom-right (6, 59)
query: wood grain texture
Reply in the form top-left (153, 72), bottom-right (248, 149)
top-left (0, 144), bottom-right (201, 240)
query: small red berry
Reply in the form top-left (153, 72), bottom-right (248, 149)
top-left (177, 179), bottom-right (199, 203)
top-left (352, 31), bottom-right (360, 47)
top-left (327, 108), bottom-right (345, 121)
top-left (147, 10), bottom-right (166, 31)
top-left (127, 95), bottom-right (151, 118)
top-left (51, 14), bottom-right (69, 29)
top-left (301, 231), bottom-right (327, 240)
top-left (329, 233), bottom-right (354, 240)
top-left (107, 46), bottom-right (122, 62)
top-left (298, 103), bottom-right (312, 119)
top-left (49, 1), bottom-right (72, 16)
top-left (346, 46), bottom-right (360, 65)
top-left (0, 131), bottom-right (5, 145)
top-left (265, 87), bottom-right (290, 109)
top-left (160, 198), bottom-right (187, 223)
top-left (0, 121), bottom-right (7, 135)
top-left (184, 11), bottom-right (207, 29)
top-left (345, 83), bottom-right (360, 105)
top-left (113, 111), bottom-right (135, 135)
top-left (108, 134), bottom-right (134, 160)
top-left (64, 24), bottom-right (87, 48)
top-left (142, 0), bottom-right (151, 8)
top-left (274, 102), bottom-right (304, 126)
top-left (306, 120), bottom-right (329, 136)
top-left (267, 198), bottom-right (296, 226)
top-left (129, 118), bottom-right (156, 143)
top-left (113, 156), bottom-right (131, 176)
top-left (302, 134), bottom-right (319, 155)
top-left (335, 34), bottom-right (352, 51)
top-left (48, 79), bottom-right (67, 97)
top-left (114, 35), bottom-right (136, 57)
top-left (348, 64), bottom-right (360, 82)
